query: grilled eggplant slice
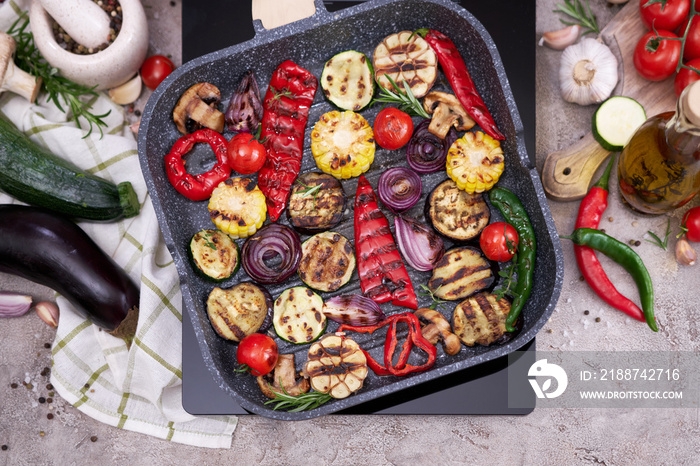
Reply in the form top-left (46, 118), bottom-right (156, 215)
top-left (452, 292), bottom-right (511, 346)
top-left (273, 286), bottom-right (327, 344)
top-left (299, 232), bottom-right (355, 293)
top-left (426, 179), bottom-right (490, 242)
top-left (321, 50), bottom-right (375, 111)
top-left (206, 282), bottom-right (273, 342)
top-left (189, 229), bottom-right (239, 281)
top-left (287, 172), bottom-right (346, 234)
top-left (372, 31), bottom-right (438, 98)
top-left (305, 333), bottom-right (368, 399)
top-left (428, 246), bottom-right (494, 300)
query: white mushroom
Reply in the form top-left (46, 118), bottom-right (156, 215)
top-left (423, 91), bottom-right (475, 139)
top-left (0, 32), bottom-right (42, 103)
top-left (173, 82), bottom-right (225, 134)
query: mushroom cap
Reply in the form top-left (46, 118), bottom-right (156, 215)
top-left (256, 353), bottom-right (310, 399)
top-left (0, 33), bottom-right (17, 82)
top-left (423, 91), bottom-right (475, 139)
top-left (173, 82), bottom-right (225, 134)
top-left (415, 307), bottom-right (462, 355)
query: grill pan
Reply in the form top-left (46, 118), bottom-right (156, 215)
top-left (138, 0), bottom-right (563, 420)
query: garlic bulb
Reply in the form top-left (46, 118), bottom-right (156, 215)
top-left (559, 38), bottom-right (618, 106)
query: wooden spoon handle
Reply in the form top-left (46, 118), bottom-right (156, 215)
top-left (541, 133), bottom-right (612, 201)
top-left (252, 0), bottom-right (316, 30)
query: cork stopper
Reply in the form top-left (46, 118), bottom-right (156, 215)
top-left (682, 80), bottom-right (700, 127)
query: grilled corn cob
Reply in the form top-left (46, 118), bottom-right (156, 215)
top-left (208, 177), bottom-right (267, 239)
top-left (446, 131), bottom-right (504, 194)
top-left (311, 110), bottom-right (375, 179)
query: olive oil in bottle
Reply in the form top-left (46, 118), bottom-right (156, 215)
top-left (618, 81), bottom-right (700, 214)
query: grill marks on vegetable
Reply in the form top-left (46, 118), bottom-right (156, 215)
top-left (452, 292), bottom-right (510, 346)
top-left (299, 232), bottom-right (355, 292)
top-left (428, 247), bottom-right (494, 301)
top-left (427, 179), bottom-right (490, 242)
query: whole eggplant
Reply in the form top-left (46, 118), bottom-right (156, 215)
top-left (0, 204), bottom-right (139, 340)
top-left (225, 69), bottom-right (263, 133)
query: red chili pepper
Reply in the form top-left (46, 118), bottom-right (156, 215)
top-left (574, 156), bottom-right (645, 322)
top-left (164, 128), bottom-right (230, 201)
top-left (354, 175), bottom-right (417, 309)
top-left (257, 60), bottom-right (318, 221)
top-left (416, 28), bottom-right (504, 141)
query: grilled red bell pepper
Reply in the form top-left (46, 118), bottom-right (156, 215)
top-left (164, 128), bottom-right (230, 201)
top-left (257, 60), bottom-right (318, 221)
top-left (354, 175), bottom-right (417, 309)
top-left (416, 28), bottom-right (504, 141)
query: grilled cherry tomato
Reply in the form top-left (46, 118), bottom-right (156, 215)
top-left (373, 107), bottom-right (413, 150)
top-left (479, 221), bottom-right (519, 262)
top-left (639, 0), bottom-right (690, 31)
top-left (633, 30), bottom-right (682, 81)
top-left (227, 133), bottom-right (266, 174)
top-left (140, 55), bottom-right (176, 90)
top-left (236, 333), bottom-right (278, 377)
top-left (682, 206), bottom-right (700, 242)
top-left (674, 58), bottom-right (700, 96)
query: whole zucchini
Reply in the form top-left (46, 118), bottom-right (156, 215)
top-left (0, 116), bottom-right (139, 221)
top-left (0, 204), bottom-right (140, 342)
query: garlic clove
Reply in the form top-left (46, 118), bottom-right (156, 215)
top-left (108, 74), bottom-right (143, 105)
top-left (0, 292), bottom-right (33, 317)
top-left (676, 235), bottom-right (697, 266)
top-left (35, 301), bottom-right (59, 328)
top-left (539, 25), bottom-right (581, 50)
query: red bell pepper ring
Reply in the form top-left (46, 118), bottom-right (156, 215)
top-left (417, 28), bottom-right (504, 141)
top-left (164, 128), bottom-right (230, 201)
top-left (354, 175), bottom-right (417, 309)
top-left (257, 60), bottom-right (318, 221)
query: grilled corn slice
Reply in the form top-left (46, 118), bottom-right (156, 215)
top-left (311, 110), bottom-right (375, 179)
top-left (446, 131), bottom-right (505, 194)
top-left (208, 177), bottom-right (267, 239)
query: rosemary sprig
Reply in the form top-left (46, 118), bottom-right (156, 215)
top-left (554, 0), bottom-right (600, 36)
top-left (493, 252), bottom-right (519, 301)
top-left (202, 231), bottom-right (217, 250)
top-left (264, 385), bottom-right (332, 412)
top-left (8, 14), bottom-right (110, 138)
top-left (371, 75), bottom-right (430, 119)
top-left (645, 218), bottom-right (671, 250)
top-left (417, 284), bottom-right (448, 310)
top-left (297, 181), bottom-right (323, 211)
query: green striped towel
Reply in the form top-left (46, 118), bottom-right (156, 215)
top-left (0, 2), bottom-right (237, 448)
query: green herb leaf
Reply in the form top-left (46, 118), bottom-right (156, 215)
top-left (264, 383), bottom-right (332, 412)
top-left (493, 253), bottom-right (519, 301)
top-left (553, 0), bottom-right (600, 36)
top-left (417, 284), bottom-right (448, 310)
top-left (645, 218), bottom-right (671, 250)
top-left (202, 231), bottom-right (217, 250)
top-left (371, 75), bottom-right (431, 119)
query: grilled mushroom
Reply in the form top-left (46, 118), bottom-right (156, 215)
top-left (173, 82), bottom-right (225, 134)
top-left (423, 91), bottom-right (475, 139)
top-left (415, 307), bottom-right (461, 355)
top-left (256, 353), bottom-right (310, 399)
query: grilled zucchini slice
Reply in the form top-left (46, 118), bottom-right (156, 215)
top-left (305, 333), bottom-right (368, 399)
top-left (189, 229), bottom-right (240, 281)
top-left (372, 30), bottom-right (438, 98)
top-left (452, 292), bottom-right (511, 346)
top-left (287, 172), bottom-right (346, 234)
top-left (321, 50), bottom-right (375, 111)
top-left (273, 286), bottom-right (327, 345)
top-left (206, 282), bottom-right (273, 342)
top-left (446, 131), bottom-right (505, 194)
top-left (311, 110), bottom-right (375, 179)
top-left (299, 231), bottom-right (355, 293)
top-left (428, 246), bottom-right (494, 301)
top-left (425, 179), bottom-right (490, 242)
top-left (208, 177), bottom-right (267, 239)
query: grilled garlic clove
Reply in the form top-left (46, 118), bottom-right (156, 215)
top-left (0, 292), bottom-right (33, 317)
top-left (539, 25), bottom-right (581, 50)
top-left (676, 235), bottom-right (697, 266)
top-left (35, 301), bottom-right (59, 328)
top-left (559, 38), bottom-right (618, 106)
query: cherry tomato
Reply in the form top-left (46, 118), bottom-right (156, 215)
top-left (236, 333), bottom-right (278, 377)
top-left (679, 15), bottom-right (700, 60)
top-left (682, 206), bottom-right (700, 242)
top-left (227, 133), bottom-right (266, 174)
top-left (140, 55), bottom-right (176, 90)
top-left (373, 107), bottom-right (413, 150)
top-left (633, 30), bottom-right (682, 81)
top-left (639, 0), bottom-right (690, 31)
top-left (479, 222), bottom-right (519, 262)
top-left (674, 58), bottom-right (700, 96)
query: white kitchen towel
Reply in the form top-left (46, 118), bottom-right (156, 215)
top-left (0, 1), bottom-right (237, 448)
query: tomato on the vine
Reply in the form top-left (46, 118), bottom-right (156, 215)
top-left (236, 333), bottom-right (278, 377)
top-left (679, 15), bottom-right (700, 60)
top-left (682, 206), bottom-right (700, 242)
top-left (633, 30), bottom-right (682, 81)
top-left (373, 107), bottom-right (413, 150)
top-left (674, 58), bottom-right (700, 96)
top-left (227, 133), bottom-right (266, 174)
top-left (140, 55), bottom-right (176, 90)
top-left (639, 0), bottom-right (690, 31)
top-left (479, 222), bottom-right (519, 262)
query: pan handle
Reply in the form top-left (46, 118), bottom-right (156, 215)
top-left (251, 0), bottom-right (330, 33)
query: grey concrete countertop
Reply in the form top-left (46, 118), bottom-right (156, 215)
top-left (2, 0), bottom-right (699, 464)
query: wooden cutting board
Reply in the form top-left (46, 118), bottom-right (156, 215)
top-left (251, 0), bottom-right (316, 30)
top-left (541, 0), bottom-right (678, 201)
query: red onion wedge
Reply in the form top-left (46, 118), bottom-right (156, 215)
top-left (394, 216), bottom-right (445, 272)
top-left (0, 292), bottom-right (33, 318)
top-left (242, 224), bottom-right (302, 284)
top-left (406, 119), bottom-right (458, 173)
top-left (323, 294), bottom-right (386, 326)
top-left (377, 167), bottom-right (422, 212)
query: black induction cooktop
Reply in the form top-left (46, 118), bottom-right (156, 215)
top-left (181, 0), bottom-right (536, 416)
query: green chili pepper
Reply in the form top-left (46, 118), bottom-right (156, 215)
top-left (561, 228), bottom-right (657, 332)
top-left (487, 187), bottom-right (536, 332)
